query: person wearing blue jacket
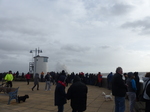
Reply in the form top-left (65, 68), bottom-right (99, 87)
top-left (107, 72), bottom-right (113, 90)
top-left (126, 72), bottom-right (137, 112)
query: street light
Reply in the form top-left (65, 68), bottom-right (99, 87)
top-left (30, 47), bottom-right (42, 56)
top-left (29, 47), bottom-right (42, 77)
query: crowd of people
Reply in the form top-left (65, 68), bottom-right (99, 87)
top-left (111, 67), bottom-right (150, 112)
top-left (1, 68), bottom-right (150, 112)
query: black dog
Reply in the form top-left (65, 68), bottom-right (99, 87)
top-left (18, 95), bottom-right (29, 103)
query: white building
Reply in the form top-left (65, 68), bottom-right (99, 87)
top-left (33, 55), bottom-right (49, 77)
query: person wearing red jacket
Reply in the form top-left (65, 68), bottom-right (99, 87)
top-left (97, 72), bottom-right (102, 87)
top-left (25, 72), bottom-right (31, 85)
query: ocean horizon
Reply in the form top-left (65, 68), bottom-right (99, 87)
top-left (102, 72), bottom-right (147, 82)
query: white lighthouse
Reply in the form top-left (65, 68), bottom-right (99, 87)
top-left (34, 55), bottom-right (49, 77)
top-left (29, 48), bottom-right (49, 77)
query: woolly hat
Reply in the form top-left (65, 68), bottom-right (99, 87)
top-left (127, 72), bottom-right (134, 78)
top-left (73, 76), bottom-right (81, 83)
top-left (59, 75), bottom-right (66, 82)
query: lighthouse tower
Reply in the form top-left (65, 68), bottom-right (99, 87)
top-left (34, 55), bottom-right (49, 77)
top-left (29, 48), bottom-right (49, 78)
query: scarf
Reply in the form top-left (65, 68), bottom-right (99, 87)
top-left (58, 81), bottom-right (66, 87)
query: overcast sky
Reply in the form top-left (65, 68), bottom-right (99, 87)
top-left (0, 0), bottom-right (150, 74)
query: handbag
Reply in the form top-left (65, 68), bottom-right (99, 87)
top-left (139, 79), bottom-right (150, 102)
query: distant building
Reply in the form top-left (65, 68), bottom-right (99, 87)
top-left (33, 55), bottom-right (49, 77)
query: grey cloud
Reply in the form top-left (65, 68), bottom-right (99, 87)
top-left (0, 17), bottom-right (48, 36)
top-left (0, 38), bottom-right (28, 52)
top-left (121, 17), bottom-right (150, 35)
top-left (61, 45), bottom-right (90, 53)
top-left (110, 3), bottom-right (133, 15)
top-left (0, 53), bottom-right (9, 59)
top-left (98, 2), bottom-right (133, 18)
top-left (100, 46), bottom-right (110, 49)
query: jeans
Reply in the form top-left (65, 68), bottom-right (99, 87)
top-left (45, 81), bottom-right (51, 90)
top-left (115, 96), bottom-right (125, 112)
top-left (58, 105), bottom-right (64, 112)
top-left (126, 92), bottom-right (136, 112)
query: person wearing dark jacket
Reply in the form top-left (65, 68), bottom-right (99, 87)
top-left (107, 72), bottom-right (113, 90)
top-left (67, 76), bottom-right (88, 112)
top-left (54, 75), bottom-right (67, 112)
top-left (142, 72), bottom-right (150, 112)
top-left (134, 72), bottom-right (140, 101)
top-left (112, 67), bottom-right (127, 112)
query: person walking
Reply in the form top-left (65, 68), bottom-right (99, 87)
top-left (5, 70), bottom-right (13, 87)
top-left (45, 72), bottom-right (51, 91)
top-left (67, 76), bottom-right (88, 112)
top-left (54, 75), bottom-right (67, 112)
top-left (112, 67), bottom-right (127, 112)
top-left (32, 73), bottom-right (40, 91)
top-left (25, 72), bottom-right (31, 85)
top-left (126, 72), bottom-right (137, 112)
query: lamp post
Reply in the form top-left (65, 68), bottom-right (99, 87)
top-left (29, 47), bottom-right (42, 77)
top-left (30, 47), bottom-right (42, 57)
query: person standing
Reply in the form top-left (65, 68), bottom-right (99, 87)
top-left (126, 72), bottom-right (137, 112)
top-left (54, 75), bottom-right (67, 112)
top-left (5, 70), bottom-right (13, 87)
top-left (25, 72), bottom-right (31, 85)
top-left (16, 71), bottom-right (19, 78)
top-left (134, 72), bottom-right (140, 101)
top-left (107, 72), bottom-right (113, 90)
top-left (41, 71), bottom-right (44, 82)
top-left (142, 72), bottom-right (150, 112)
top-left (112, 67), bottom-right (127, 112)
top-left (97, 72), bottom-right (102, 87)
top-left (45, 72), bottom-right (51, 91)
top-left (32, 73), bottom-right (40, 91)
top-left (67, 76), bottom-right (88, 112)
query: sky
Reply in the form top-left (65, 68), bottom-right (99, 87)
top-left (0, 0), bottom-right (150, 74)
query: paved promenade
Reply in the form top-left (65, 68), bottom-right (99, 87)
top-left (0, 81), bottom-right (129, 112)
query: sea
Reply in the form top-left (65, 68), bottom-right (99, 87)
top-left (102, 72), bottom-right (146, 82)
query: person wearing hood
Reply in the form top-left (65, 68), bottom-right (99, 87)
top-left (54, 75), bottom-right (67, 112)
top-left (142, 72), bottom-right (150, 112)
top-left (67, 76), bottom-right (88, 112)
top-left (126, 72), bottom-right (137, 112)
